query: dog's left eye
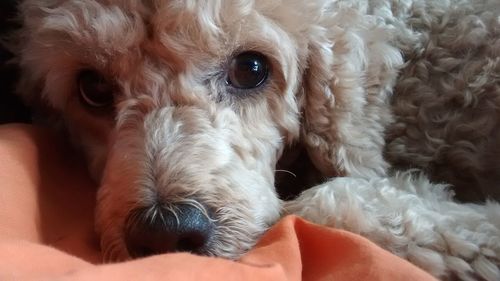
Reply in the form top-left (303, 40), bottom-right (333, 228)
top-left (78, 70), bottom-right (115, 108)
top-left (226, 51), bottom-right (269, 89)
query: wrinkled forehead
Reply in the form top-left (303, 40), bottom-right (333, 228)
top-left (146, 0), bottom-right (298, 69)
top-left (27, 0), bottom-right (301, 74)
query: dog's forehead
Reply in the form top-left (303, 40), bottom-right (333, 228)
top-left (153, 1), bottom-right (306, 63)
top-left (77, 1), bottom-right (284, 57)
top-left (143, 1), bottom-right (270, 67)
top-left (22, 0), bottom-right (313, 72)
top-left (31, 0), bottom-right (299, 78)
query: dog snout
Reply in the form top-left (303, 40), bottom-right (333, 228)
top-left (125, 204), bottom-right (214, 258)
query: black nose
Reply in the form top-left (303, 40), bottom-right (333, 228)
top-left (125, 204), bottom-right (214, 258)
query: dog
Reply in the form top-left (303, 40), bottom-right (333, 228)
top-left (12, 0), bottom-right (500, 280)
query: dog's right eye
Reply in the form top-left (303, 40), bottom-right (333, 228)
top-left (78, 70), bottom-right (114, 108)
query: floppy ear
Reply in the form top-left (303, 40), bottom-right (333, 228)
top-left (301, 8), bottom-right (403, 178)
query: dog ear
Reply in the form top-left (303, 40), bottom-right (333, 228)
top-left (300, 10), bottom-right (403, 177)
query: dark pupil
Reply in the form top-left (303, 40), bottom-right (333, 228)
top-left (228, 52), bottom-right (268, 89)
top-left (79, 70), bottom-right (113, 107)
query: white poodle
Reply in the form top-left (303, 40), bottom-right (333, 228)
top-left (12, 0), bottom-right (500, 280)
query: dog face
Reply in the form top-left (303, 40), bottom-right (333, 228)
top-left (17, 0), bottom-right (317, 260)
top-left (17, 0), bottom-right (400, 260)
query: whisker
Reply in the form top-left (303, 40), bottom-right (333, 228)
top-left (176, 198), bottom-right (214, 222)
top-left (275, 169), bottom-right (297, 177)
top-left (164, 204), bottom-right (181, 226)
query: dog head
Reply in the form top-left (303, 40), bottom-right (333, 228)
top-left (16, 0), bottom-right (402, 260)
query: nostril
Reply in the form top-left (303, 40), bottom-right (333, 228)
top-left (177, 231), bottom-right (206, 252)
top-left (125, 203), bottom-right (214, 258)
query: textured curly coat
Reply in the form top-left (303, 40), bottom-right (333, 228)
top-left (13, 0), bottom-right (500, 280)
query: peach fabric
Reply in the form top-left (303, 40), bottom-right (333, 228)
top-left (0, 124), bottom-right (437, 281)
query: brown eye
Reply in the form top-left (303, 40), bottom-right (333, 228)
top-left (78, 70), bottom-right (114, 108)
top-left (227, 51), bottom-right (269, 89)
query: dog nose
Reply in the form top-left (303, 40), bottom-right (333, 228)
top-left (125, 204), bottom-right (214, 258)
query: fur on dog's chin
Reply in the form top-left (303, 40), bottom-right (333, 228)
top-left (98, 223), bottom-right (261, 262)
top-left (97, 198), bottom-right (267, 262)
top-left (98, 216), bottom-right (265, 262)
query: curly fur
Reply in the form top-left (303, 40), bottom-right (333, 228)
top-left (286, 172), bottom-right (500, 280)
top-left (12, 0), bottom-right (500, 279)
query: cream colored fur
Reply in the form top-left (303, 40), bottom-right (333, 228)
top-left (13, 0), bottom-right (500, 280)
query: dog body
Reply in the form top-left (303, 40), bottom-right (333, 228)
top-left (14, 0), bottom-right (500, 279)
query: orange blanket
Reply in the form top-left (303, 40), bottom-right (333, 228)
top-left (0, 124), bottom-right (436, 280)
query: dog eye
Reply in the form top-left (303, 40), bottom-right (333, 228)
top-left (227, 51), bottom-right (269, 89)
top-left (78, 70), bottom-right (114, 108)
